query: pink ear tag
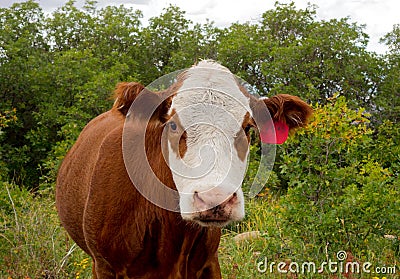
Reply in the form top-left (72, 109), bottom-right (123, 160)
top-left (260, 120), bottom-right (289, 144)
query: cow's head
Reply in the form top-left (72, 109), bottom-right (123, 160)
top-left (117, 60), bottom-right (312, 227)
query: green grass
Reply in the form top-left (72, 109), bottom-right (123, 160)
top-left (219, 198), bottom-right (400, 279)
top-left (219, 198), bottom-right (295, 279)
top-left (0, 183), bottom-right (92, 279)
top-left (1, 183), bottom-right (398, 279)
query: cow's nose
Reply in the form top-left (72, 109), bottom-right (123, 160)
top-left (193, 188), bottom-right (238, 212)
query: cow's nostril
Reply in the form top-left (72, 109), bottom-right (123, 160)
top-left (227, 192), bottom-right (238, 205)
top-left (193, 191), bottom-right (207, 210)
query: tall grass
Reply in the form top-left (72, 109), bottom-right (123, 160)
top-left (1, 183), bottom-right (398, 278)
top-left (0, 182), bottom-right (91, 279)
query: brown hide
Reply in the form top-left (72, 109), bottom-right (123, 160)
top-left (56, 89), bottom-right (222, 278)
top-left (56, 109), bottom-right (125, 256)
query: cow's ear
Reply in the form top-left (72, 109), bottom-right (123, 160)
top-left (252, 94), bottom-right (313, 144)
top-left (113, 82), bottom-right (146, 115)
top-left (113, 82), bottom-right (172, 122)
top-left (263, 94), bottom-right (313, 129)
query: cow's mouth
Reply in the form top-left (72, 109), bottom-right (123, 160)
top-left (193, 218), bottom-right (231, 227)
top-left (192, 209), bottom-right (233, 227)
top-left (181, 190), bottom-right (242, 227)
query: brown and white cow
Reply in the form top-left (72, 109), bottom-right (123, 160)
top-left (56, 60), bottom-right (312, 278)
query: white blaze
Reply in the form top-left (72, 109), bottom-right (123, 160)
top-left (167, 61), bottom-right (251, 219)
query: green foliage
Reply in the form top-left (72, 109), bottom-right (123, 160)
top-left (273, 96), bottom-right (399, 262)
top-left (138, 5), bottom-right (193, 82)
top-left (220, 97), bottom-right (399, 278)
top-left (167, 20), bottom-right (221, 71)
top-left (376, 26), bottom-right (400, 124)
top-left (0, 109), bottom-right (18, 181)
top-left (1, 0), bottom-right (399, 189)
top-left (260, 3), bottom-right (379, 107)
top-left (381, 24), bottom-right (400, 54)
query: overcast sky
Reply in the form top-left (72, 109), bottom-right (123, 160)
top-left (1, 0), bottom-right (398, 54)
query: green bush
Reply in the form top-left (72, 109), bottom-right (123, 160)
top-left (220, 97), bottom-right (399, 279)
top-left (272, 96), bottom-right (399, 263)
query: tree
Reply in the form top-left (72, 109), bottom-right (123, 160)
top-left (167, 20), bottom-right (221, 71)
top-left (376, 25), bottom-right (400, 124)
top-left (138, 5), bottom-right (191, 83)
top-left (259, 3), bottom-right (380, 108)
top-left (218, 22), bottom-right (270, 92)
top-left (0, 1), bottom-right (51, 186)
top-left (45, 0), bottom-right (96, 51)
top-left (0, 0), bottom-right (137, 188)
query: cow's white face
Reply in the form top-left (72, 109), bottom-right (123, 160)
top-left (164, 61), bottom-right (251, 226)
top-left (121, 60), bottom-right (312, 228)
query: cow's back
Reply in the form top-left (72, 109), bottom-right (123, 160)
top-left (56, 109), bottom-right (124, 254)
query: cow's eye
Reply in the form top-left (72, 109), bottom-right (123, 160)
top-left (169, 121), bottom-right (177, 131)
top-left (244, 124), bottom-right (252, 134)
